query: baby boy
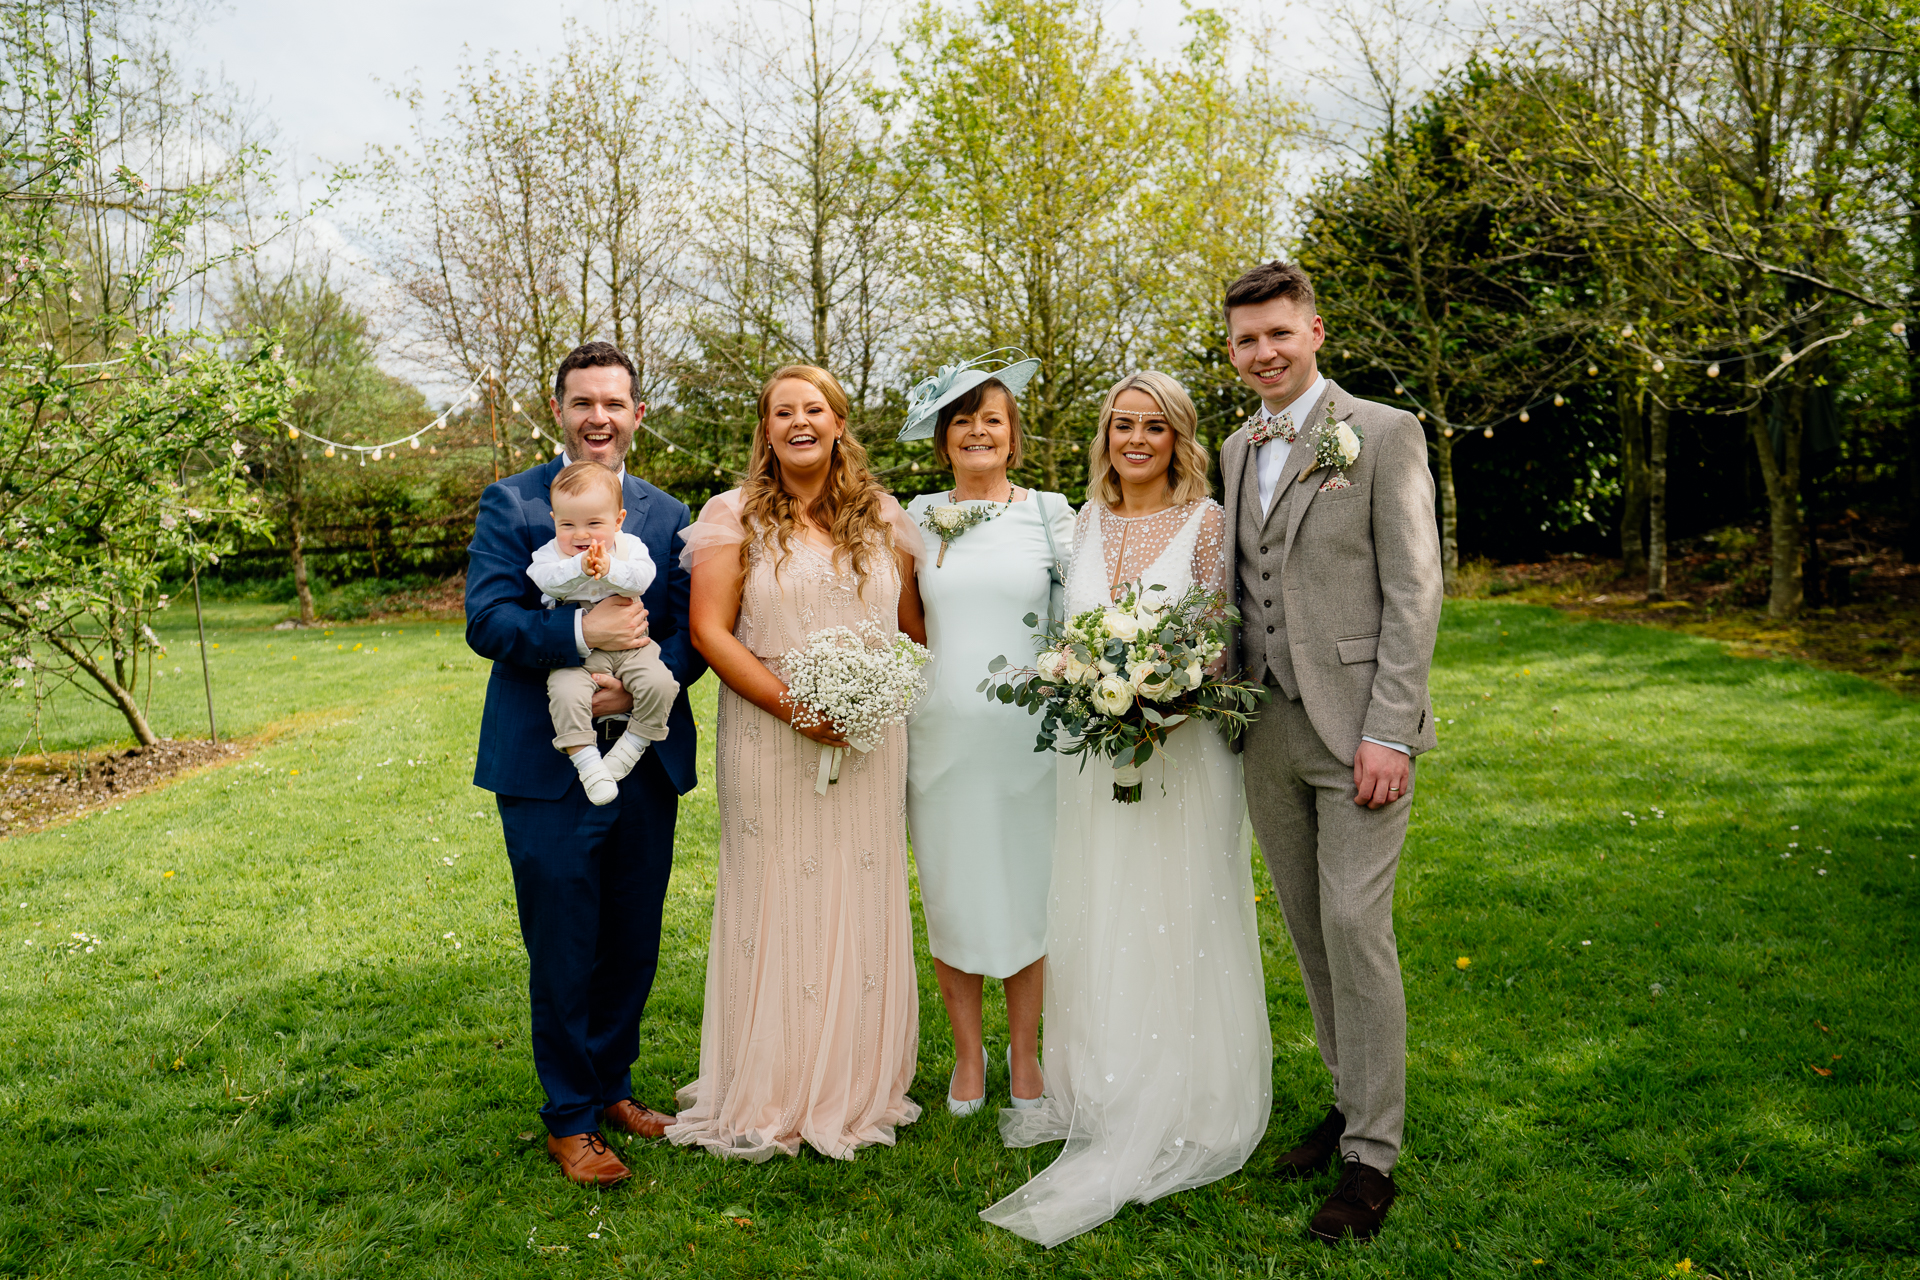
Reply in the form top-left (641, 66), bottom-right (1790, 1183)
top-left (526, 461), bottom-right (679, 805)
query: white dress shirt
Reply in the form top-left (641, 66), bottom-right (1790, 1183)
top-left (555, 451), bottom-right (630, 658)
top-left (1256, 373), bottom-right (1325, 516)
top-left (1250, 379), bottom-right (1408, 759)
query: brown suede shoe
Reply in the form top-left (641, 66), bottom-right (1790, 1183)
top-left (1273, 1105), bottom-right (1345, 1181)
top-left (547, 1131), bottom-right (631, 1186)
top-left (1309, 1157), bottom-right (1397, 1243)
top-left (602, 1098), bottom-right (676, 1139)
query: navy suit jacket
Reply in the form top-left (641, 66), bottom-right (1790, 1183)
top-left (466, 457), bottom-right (707, 799)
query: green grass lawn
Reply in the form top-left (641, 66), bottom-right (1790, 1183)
top-left (0, 601), bottom-right (1914, 1278)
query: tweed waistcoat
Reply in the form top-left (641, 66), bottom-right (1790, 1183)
top-left (1236, 444), bottom-right (1300, 700)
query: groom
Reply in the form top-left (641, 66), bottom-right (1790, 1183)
top-left (1220, 263), bottom-right (1442, 1243)
top-left (466, 341), bottom-right (705, 1186)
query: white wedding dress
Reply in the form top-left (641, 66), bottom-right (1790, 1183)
top-left (980, 500), bottom-right (1271, 1247)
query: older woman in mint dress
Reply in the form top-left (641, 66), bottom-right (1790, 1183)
top-left (900, 354), bottom-right (1075, 1117)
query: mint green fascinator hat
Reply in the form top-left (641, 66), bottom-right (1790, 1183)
top-left (897, 348), bottom-right (1041, 441)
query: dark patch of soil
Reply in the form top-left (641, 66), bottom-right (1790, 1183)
top-left (361, 574), bottom-right (466, 621)
top-left (0, 738), bottom-right (245, 837)
top-left (1478, 523), bottom-right (1920, 694)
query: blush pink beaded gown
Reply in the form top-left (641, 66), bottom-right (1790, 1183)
top-left (667, 489), bottom-right (925, 1161)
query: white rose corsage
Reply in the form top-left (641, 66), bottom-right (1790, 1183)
top-left (1301, 407), bottom-right (1362, 490)
top-left (924, 494), bottom-right (1009, 566)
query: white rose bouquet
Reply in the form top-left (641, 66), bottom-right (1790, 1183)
top-left (980, 582), bottom-right (1267, 802)
top-left (782, 622), bottom-right (931, 794)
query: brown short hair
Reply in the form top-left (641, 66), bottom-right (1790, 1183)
top-left (550, 460), bottom-right (624, 510)
top-left (931, 377), bottom-right (1024, 470)
top-left (553, 341), bottom-right (641, 404)
top-left (1223, 261), bottom-right (1317, 325)
top-left (1087, 371), bottom-right (1212, 508)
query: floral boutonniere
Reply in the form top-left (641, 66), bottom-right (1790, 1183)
top-left (1299, 406), bottom-right (1362, 491)
top-left (925, 496), bottom-right (1009, 566)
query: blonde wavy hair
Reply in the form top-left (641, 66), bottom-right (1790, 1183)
top-left (740, 364), bottom-right (893, 582)
top-left (1087, 371), bottom-right (1212, 508)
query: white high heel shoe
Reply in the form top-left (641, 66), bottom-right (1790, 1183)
top-left (947, 1046), bottom-right (990, 1117)
top-left (1007, 1046), bottom-right (1044, 1110)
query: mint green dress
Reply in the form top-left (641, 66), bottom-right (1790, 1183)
top-left (905, 491), bottom-right (1077, 979)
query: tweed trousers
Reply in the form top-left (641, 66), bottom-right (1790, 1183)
top-left (1244, 690), bottom-right (1409, 1173)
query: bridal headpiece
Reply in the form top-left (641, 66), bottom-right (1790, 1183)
top-left (897, 348), bottom-right (1041, 441)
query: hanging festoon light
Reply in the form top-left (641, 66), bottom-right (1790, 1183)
top-left (1586, 364), bottom-right (1599, 376)
top-left (1519, 408), bottom-right (1531, 423)
top-left (1894, 321), bottom-right (1908, 337)
top-left (1780, 348), bottom-right (1793, 364)
top-left (1483, 427), bottom-right (1494, 438)
top-left (409, 436), bottom-right (421, 449)
top-left (372, 448), bottom-right (382, 461)
top-left (324, 445), bottom-right (335, 458)
top-left (1707, 363), bottom-right (1721, 378)
top-left (1651, 358), bottom-right (1666, 373)
top-left (1554, 393), bottom-right (1565, 407)
top-left (1393, 384), bottom-right (1406, 395)
top-left (1621, 325), bottom-right (1634, 338)
top-left (288, 426), bottom-right (300, 440)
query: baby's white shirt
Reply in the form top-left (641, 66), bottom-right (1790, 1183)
top-left (527, 529), bottom-right (656, 608)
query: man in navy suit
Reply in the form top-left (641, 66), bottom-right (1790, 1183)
top-left (466, 341), bottom-right (707, 1186)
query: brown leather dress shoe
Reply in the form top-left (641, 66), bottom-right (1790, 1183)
top-left (1309, 1157), bottom-right (1397, 1243)
top-left (547, 1131), bottom-right (631, 1186)
top-left (1273, 1105), bottom-right (1345, 1181)
top-left (603, 1098), bottom-right (675, 1139)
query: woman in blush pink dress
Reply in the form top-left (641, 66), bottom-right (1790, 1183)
top-left (669, 364), bottom-right (928, 1162)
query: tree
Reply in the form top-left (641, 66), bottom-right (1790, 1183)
top-left (897, 0), bottom-right (1153, 493)
top-left (367, 10), bottom-right (689, 450)
top-left (0, 0), bottom-right (291, 745)
top-left (1299, 64), bottom-right (1599, 591)
top-left (1511, 0), bottom-right (1899, 616)
top-left (222, 266), bottom-right (407, 623)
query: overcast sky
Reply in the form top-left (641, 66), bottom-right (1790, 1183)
top-left (175, 0), bottom-right (1463, 395)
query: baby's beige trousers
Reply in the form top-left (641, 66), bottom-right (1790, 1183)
top-left (546, 645), bottom-right (678, 751)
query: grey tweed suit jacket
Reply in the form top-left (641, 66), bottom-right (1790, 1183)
top-left (1221, 380), bottom-right (1443, 765)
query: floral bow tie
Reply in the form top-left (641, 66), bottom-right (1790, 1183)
top-left (1248, 407), bottom-right (1297, 446)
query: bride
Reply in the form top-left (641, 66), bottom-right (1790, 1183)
top-left (981, 371), bottom-right (1271, 1247)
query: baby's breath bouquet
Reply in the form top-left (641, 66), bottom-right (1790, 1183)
top-left (782, 621), bottom-right (931, 795)
top-left (979, 583), bottom-right (1267, 801)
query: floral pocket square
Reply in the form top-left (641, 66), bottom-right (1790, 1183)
top-left (1318, 473), bottom-right (1354, 492)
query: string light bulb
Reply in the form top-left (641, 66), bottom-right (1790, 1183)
top-left (1554, 393), bottom-right (1565, 407)
top-left (1621, 324), bottom-right (1634, 338)
top-left (1780, 349), bottom-right (1793, 364)
top-left (1707, 363), bottom-right (1721, 377)
top-left (1518, 409), bottom-right (1531, 423)
top-left (1483, 428), bottom-right (1493, 438)
top-left (1651, 358), bottom-right (1665, 373)
top-left (512, 400), bottom-right (523, 413)
top-left (372, 448), bottom-right (382, 461)
top-left (288, 426), bottom-right (300, 440)
top-left (324, 445), bottom-right (335, 458)
top-left (1417, 410), bottom-right (1427, 421)
top-left (1894, 321), bottom-right (1908, 337)
top-left (1586, 364), bottom-right (1599, 376)
top-left (1393, 384), bottom-right (1405, 395)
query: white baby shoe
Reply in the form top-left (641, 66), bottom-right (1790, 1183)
top-left (603, 730), bottom-right (650, 781)
top-left (570, 746), bottom-right (619, 806)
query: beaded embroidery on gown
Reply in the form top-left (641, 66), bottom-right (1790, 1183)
top-left (667, 489), bottom-right (924, 1161)
top-left (980, 500), bottom-right (1270, 1246)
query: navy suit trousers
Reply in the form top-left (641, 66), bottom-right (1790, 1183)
top-left (496, 737), bottom-right (678, 1137)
